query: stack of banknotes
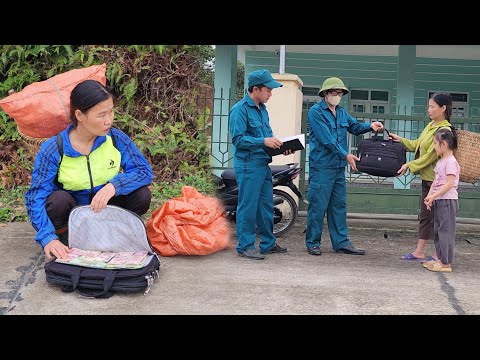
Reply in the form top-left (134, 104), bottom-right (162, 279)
top-left (55, 247), bottom-right (150, 269)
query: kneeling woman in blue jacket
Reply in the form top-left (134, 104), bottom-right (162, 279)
top-left (25, 80), bottom-right (153, 261)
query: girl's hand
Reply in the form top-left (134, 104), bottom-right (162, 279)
top-left (424, 194), bottom-right (434, 210)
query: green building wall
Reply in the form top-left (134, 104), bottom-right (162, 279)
top-left (245, 50), bottom-right (480, 116)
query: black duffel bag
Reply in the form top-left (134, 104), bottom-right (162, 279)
top-left (44, 205), bottom-right (160, 299)
top-left (44, 255), bottom-right (160, 298)
top-left (356, 129), bottom-right (406, 177)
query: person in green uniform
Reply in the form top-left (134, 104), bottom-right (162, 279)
top-left (229, 69), bottom-right (291, 260)
top-left (306, 77), bottom-right (384, 256)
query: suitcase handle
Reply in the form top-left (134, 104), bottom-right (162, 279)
top-left (372, 128), bottom-right (391, 140)
top-left (71, 267), bottom-right (117, 299)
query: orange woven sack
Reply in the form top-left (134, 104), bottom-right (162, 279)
top-left (0, 63), bottom-right (107, 138)
top-left (146, 186), bottom-right (232, 256)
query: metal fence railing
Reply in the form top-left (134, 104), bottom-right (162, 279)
top-left (298, 100), bottom-right (480, 201)
top-left (202, 93), bottom-right (479, 195)
top-left (197, 87), bottom-right (238, 175)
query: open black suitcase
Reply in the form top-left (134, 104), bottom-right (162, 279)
top-left (356, 129), bottom-right (406, 177)
top-left (44, 205), bottom-right (160, 298)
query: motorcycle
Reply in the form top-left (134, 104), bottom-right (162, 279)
top-left (214, 163), bottom-right (307, 237)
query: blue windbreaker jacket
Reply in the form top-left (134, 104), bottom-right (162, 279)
top-left (25, 125), bottom-right (153, 247)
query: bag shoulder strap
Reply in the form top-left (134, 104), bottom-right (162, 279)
top-left (56, 133), bottom-right (63, 163)
top-left (54, 134), bottom-right (64, 189)
top-left (110, 128), bottom-right (117, 149)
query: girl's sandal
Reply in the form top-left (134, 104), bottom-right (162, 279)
top-left (426, 261), bottom-right (452, 272)
top-left (422, 259), bottom-right (439, 268)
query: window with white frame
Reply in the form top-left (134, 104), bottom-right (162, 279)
top-left (348, 89), bottom-right (390, 154)
top-left (350, 89), bottom-right (390, 114)
top-left (428, 91), bottom-right (469, 118)
top-left (302, 86), bottom-right (320, 105)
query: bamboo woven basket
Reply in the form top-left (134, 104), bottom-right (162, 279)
top-left (18, 127), bottom-right (49, 155)
top-left (454, 129), bottom-right (480, 184)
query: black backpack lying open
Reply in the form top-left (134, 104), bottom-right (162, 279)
top-left (355, 129), bottom-right (407, 177)
top-left (44, 205), bottom-right (160, 299)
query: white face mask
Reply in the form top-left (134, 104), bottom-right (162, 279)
top-left (327, 94), bottom-right (341, 106)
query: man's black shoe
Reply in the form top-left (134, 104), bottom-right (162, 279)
top-left (307, 246), bottom-right (322, 255)
top-left (260, 244), bottom-right (287, 255)
top-left (335, 244), bottom-right (366, 255)
top-left (237, 249), bottom-right (265, 260)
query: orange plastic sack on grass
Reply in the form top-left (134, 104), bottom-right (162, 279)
top-left (0, 63), bottom-right (107, 138)
top-left (146, 186), bottom-right (231, 256)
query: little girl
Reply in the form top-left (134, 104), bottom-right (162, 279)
top-left (423, 127), bottom-right (460, 272)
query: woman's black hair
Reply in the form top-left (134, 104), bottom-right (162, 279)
top-left (434, 127), bottom-right (458, 150)
top-left (70, 80), bottom-right (114, 127)
top-left (430, 92), bottom-right (453, 121)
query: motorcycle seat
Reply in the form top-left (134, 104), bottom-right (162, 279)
top-left (221, 169), bottom-right (236, 181)
top-left (221, 165), bottom-right (292, 181)
top-left (269, 165), bottom-right (291, 175)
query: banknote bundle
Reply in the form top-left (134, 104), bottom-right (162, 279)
top-left (56, 247), bottom-right (149, 269)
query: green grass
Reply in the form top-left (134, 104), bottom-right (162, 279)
top-left (0, 185), bottom-right (29, 222)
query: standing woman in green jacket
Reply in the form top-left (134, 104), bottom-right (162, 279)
top-left (389, 92), bottom-right (453, 261)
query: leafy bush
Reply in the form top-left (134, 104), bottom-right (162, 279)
top-left (0, 45), bottom-right (216, 222)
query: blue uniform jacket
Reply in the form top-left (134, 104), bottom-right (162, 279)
top-left (229, 94), bottom-right (273, 164)
top-left (308, 99), bottom-right (372, 170)
top-left (25, 125), bottom-right (153, 247)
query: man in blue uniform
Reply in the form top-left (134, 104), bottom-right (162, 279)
top-left (306, 77), bottom-right (384, 256)
top-left (229, 69), bottom-right (290, 260)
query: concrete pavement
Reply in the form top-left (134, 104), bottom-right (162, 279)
top-left (1, 216), bottom-right (480, 315)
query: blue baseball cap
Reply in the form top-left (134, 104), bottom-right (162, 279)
top-left (247, 69), bottom-right (283, 89)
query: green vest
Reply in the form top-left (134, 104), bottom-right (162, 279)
top-left (58, 136), bottom-right (121, 191)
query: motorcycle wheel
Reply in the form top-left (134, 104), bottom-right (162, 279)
top-left (272, 189), bottom-right (298, 237)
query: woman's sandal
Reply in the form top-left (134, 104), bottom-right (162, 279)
top-left (420, 256), bottom-right (438, 264)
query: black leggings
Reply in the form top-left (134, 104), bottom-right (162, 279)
top-left (46, 185), bottom-right (152, 228)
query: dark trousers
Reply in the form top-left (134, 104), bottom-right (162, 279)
top-left (306, 167), bottom-right (350, 251)
top-left (46, 185), bottom-right (152, 229)
top-left (234, 162), bottom-right (275, 253)
top-left (433, 199), bottom-right (458, 264)
top-left (419, 180), bottom-right (434, 240)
